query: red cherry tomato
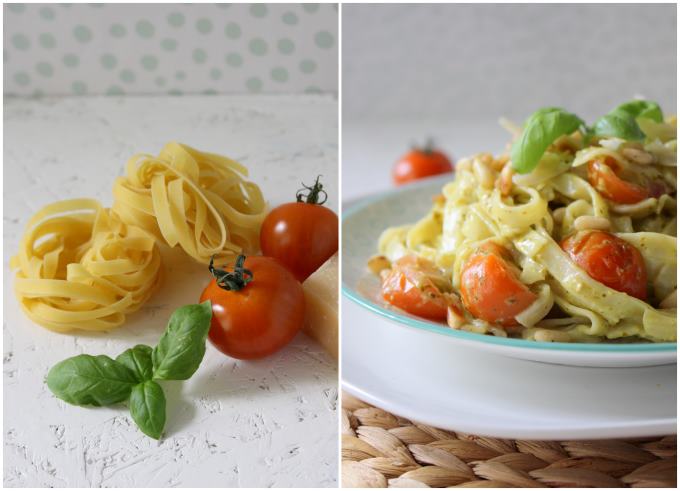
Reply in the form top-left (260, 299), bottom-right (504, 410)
top-left (260, 177), bottom-right (338, 282)
top-left (460, 242), bottom-right (537, 327)
top-left (561, 230), bottom-right (647, 300)
top-left (393, 142), bottom-right (453, 185)
top-left (200, 255), bottom-right (305, 360)
top-left (587, 157), bottom-right (649, 204)
top-left (381, 256), bottom-right (450, 320)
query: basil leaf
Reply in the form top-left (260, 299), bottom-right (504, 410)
top-left (616, 100), bottom-right (663, 123)
top-left (593, 109), bottom-right (645, 141)
top-left (511, 108), bottom-right (585, 174)
top-left (129, 381), bottom-right (166, 439)
top-left (152, 301), bottom-right (212, 380)
top-left (116, 345), bottom-right (153, 382)
top-left (46, 354), bottom-right (137, 406)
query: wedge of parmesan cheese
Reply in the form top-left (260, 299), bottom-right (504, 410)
top-left (302, 253), bottom-right (338, 361)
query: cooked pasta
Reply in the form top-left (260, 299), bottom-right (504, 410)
top-left (112, 142), bottom-right (267, 264)
top-left (11, 199), bottom-right (162, 332)
top-left (376, 109), bottom-right (677, 343)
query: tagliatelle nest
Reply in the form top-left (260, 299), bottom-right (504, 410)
top-left (112, 141), bottom-right (267, 264)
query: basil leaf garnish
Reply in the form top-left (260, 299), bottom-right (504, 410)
top-left (129, 381), bottom-right (166, 440)
top-left (116, 345), bottom-right (153, 382)
top-left (152, 301), bottom-right (212, 380)
top-left (615, 100), bottom-right (663, 123)
top-left (511, 108), bottom-right (585, 174)
top-left (593, 109), bottom-right (646, 141)
top-left (46, 354), bottom-right (137, 406)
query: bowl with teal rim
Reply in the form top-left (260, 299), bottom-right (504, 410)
top-left (342, 174), bottom-right (677, 367)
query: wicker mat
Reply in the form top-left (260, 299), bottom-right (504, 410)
top-left (341, 392), bottom-right (677, 488)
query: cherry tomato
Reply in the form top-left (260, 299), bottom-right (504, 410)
top-left (381, 256), bottom-right (449, 320)
top-left (260, 177), bottom-right (338, 282)
top-left (200, 255), bottom-right (305, 360)
top-left (587, 157), bottom-right (649, 204)
top-left (393, 141), bottom-right (453, 185)
top-left (561, 230), bottom-right (647, 300)
top-left (460, 242), bottom-right (537, 327)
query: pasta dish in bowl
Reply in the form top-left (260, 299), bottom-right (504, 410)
top-left (362, 101), bottom-right (676, 347)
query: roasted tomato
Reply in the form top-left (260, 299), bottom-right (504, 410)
top-left (561, 230), bottom-right (647, 300)
top-left (201, 255), bottom-right (305, 360)
top-left (459, 242), bottom-right (537, 327)
top-left (260, 177), bottom-right (338, 282)
top-left (381, 256), bottom-right (450, 320)
top-left (587, 157), bottom-right (649, 204)
top-left (393, 141), bottom-right (453, 185)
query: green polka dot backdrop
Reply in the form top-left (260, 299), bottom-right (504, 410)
top-left (3, 3), bottom-right (338, 96)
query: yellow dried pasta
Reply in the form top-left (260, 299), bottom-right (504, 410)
top-left (11, 199), bottom-right (162, 332)
top-left (112, 142), bottom-right (267, 263)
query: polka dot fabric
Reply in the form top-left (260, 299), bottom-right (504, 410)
top-left (3, 3), bottom-right (338, 96)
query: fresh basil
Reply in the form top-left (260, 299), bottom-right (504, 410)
top-left (116, 345), bottom-right (153, 382)
top-left (46, 302), bottom-right (213, 439)
top-left (592, 109), bottom-right (646, 141)
top-left (615, 100), bottom-right (663, 123)
top-left (152, 301), bottom-right (212, 381)
top-left (511, 108), bottom-right (585, 174)
top-left (592, 100), bottom-right (663, 141)
top-left (46, 354), bottom-right (137, 406)
top-left (129, 381), bottom-right (166, 439)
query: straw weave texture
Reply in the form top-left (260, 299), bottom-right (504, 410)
top-left (342, 392), bottom-right (676, 488)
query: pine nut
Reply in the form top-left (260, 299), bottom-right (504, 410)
top-left (367, 255), bottom-right (391, 275)
top-left (622, 147), bottom-right (654, 165)
top-left (574, 215), bottom-right (611, 231)
top-left (552, 207), bottom-right (566, 223)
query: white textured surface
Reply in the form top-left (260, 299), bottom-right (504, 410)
top-left (3, 95), bottom-right (338, 487)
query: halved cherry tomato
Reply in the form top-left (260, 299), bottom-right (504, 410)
top-left (381, 256), bottom-right (449, 320)
top-left (587, 157), bottom-right (649, 204)
top-left (460, 242), bottom-right (537, 327)
top-left (260, 177), bottom-right (338, 282)
top-left (200, 255), bottom-right (305, 360)
top-left (393, 142), bottom-right (453, 185)
top-left (561, 230), bottom-right (647, 300)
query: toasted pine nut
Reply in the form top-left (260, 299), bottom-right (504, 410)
top-left (574, 215), bottom-right (611, 231)
top-left (622, 147), bottom-right (654, 165)
top-left (534, 328), bottom-right (571, 343)
top-left (367, 255), bottom-right (391, 275)
top-left (432, 194), bottom-right (445, 206)
top-left (552, 207), bottom-right (566, 223)
top-left (473, 158), bottom-right (495, 189)
top-left (660, 289), bottom-right (677, 309)
top-left (446, 304), bottom-right (465, 330)
top-left (497, 163), bottom-right (514, 196)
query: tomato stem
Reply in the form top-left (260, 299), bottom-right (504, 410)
top-left (209, 255), bottom-right (253, 291)
top-left (296, 176), bottom-right (328, 205)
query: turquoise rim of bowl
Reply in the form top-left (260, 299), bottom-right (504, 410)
top-left (342, 181), bottom-right (677, 354)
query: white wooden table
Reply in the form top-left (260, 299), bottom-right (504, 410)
top-left (3, 95), bottom-right (339, 487)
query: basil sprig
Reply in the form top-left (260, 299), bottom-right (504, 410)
top-left (593, 100), bottom-right (663, 141)
top-left (511, 107), bottom-right (585, 174)
top-left (511, 99), bottom-right (662, 174)
top-left (46, 301), bottom-right (212, 439)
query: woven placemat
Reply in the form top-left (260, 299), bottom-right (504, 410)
top-left (341, 392), bottom-right (676, 488)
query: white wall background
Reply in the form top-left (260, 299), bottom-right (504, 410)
top-left (4, 3), bottom-right (338, 97)
top-left (343, 3), bottom-right (677, 123)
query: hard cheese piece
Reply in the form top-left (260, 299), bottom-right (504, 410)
top-left (302, 253), bottom-right (338, 361)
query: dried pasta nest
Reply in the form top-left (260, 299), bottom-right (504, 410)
top-left (11, 199), bottom-right (162, 332)
top-left (341, 393), bottom-right (676, 488)
top-left (112, 141), bottom-right (267, 264)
